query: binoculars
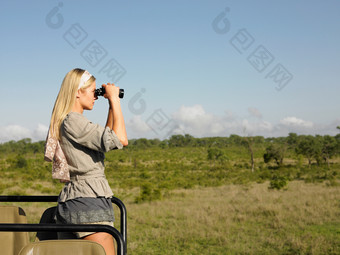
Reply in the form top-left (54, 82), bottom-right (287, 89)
top-left (95, 87), bottom-right (124, 99)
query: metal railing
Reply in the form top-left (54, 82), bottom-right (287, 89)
top-left (0, 195), bottom-right (127, 255)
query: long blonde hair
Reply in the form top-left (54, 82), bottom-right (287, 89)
top-left (49, 68), bottom-right (96, 140)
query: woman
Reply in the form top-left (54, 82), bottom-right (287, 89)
top-left (44, 68), bottom-right (128, 255)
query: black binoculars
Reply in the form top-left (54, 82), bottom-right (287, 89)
top-left (95, 87), bottom-right (124, 99)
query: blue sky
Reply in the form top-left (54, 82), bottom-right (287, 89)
top-left (1, 0), bottom-right (340, 142)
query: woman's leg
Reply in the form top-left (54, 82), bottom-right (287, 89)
top-left (83, 232), bottom-right (115, 255)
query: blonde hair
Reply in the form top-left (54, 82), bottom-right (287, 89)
top-left (49, 68), bottom-right (96, 140)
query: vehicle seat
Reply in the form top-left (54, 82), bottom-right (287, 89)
top-left (18, 240), bottom-right (106, 255)
top-left (35, 206), bottom-right (58, 241)
top-left (0, 205), bottom-right (29, 255)
top-left (35, 206), bottom-right (77, 241)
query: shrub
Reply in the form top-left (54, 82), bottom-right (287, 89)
top-left (207, 148), bottom-right (228, 162)
top-left (135, 182), bottom-right (162, 203)
top-left (15, 156), bottom-right (28, 168)
top-left (269, 175), bottom-right (288, 190)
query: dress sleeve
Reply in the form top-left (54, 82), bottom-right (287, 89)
top-left (62, 113), bottom-right (123, 152)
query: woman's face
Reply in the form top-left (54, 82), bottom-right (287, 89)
top-left (78, 81), bottom-right (97, 111)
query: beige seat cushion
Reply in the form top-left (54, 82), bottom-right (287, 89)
top-left (0, 206), bottom-right (29, 255)
top-left (19, 240), bottom-right (106, 255)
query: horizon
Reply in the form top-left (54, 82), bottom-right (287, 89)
top-left (1, 130), bottom-right (339, 145)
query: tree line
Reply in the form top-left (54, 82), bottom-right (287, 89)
top-left (1, 132), bottom-right (340, 168)
top-left (128, 133), bottom-right (340, 167)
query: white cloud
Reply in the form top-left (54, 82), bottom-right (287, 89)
top-left (173, 105), bottom-right (210, 122)
top-left (0, 124), bottom-right (48, 143)
top-left (169, 105), bottom-right (274, 137)
top-left (280, 116), bottom-right (313, 128)
top-left (0, 125), bottom-right (31, 143)
top-left (172, 105), bottom-right (228, 137)
top-left (2, 108), bottom-right (340, 142)
top-left (126, 115), bottom-right (151, 138)
top-left (241, 119), bottom-right (273, 136)
top-left (125, 109), bottom-right (340, 139)
top-left (32, 124), bottom-right (49, 141)
top-left (270, 116), bottom-right (318, 136)
top-left (169, 105), bottom-right (338, 138)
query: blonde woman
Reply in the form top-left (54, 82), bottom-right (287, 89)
top-left (45, 68), bottom-right (128, 255)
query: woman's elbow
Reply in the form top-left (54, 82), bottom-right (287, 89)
top-left (120, 138), bottom-right (128, 147)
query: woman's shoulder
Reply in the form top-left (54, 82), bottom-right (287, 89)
top-left (62, 112), bottom-right (92, 135)
top-left (63, 112), bottom-right (90, 125)
top-left (66, 111), bottom-right (86, 120)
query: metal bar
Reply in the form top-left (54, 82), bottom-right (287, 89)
top-left (0, 223), bottom-right (126, 255)
top-left (0, 195), bottom-right (127, 245)
top-left (111, 196), bottom-right (127, 245)
top-left (0, 195), bottom-right (58, 202)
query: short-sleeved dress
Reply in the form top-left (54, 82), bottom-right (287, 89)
top-left (55, 112), bottom-right (123, 237)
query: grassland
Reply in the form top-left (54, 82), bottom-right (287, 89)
top-left (127, 181), bottom-right (340, 254)
top-left (0, 140), bottom-right (339, 254)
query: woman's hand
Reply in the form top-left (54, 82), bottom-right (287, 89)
top-left (102, 83), bottom-right (120, 101)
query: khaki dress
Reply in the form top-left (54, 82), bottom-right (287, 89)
top-left (56, 112), bottom-right (123, 238)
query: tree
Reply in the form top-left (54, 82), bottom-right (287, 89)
top-left (229, 134), bottom-right (243, 145)
top-left (287, 133), bottom-right (298, 149)
top-left (207, 147), bottom-right (228, 169)
top-left (320, 135), bottom-right (338, 168)
top-left (168, 134), bottom-right (194, 147)
top-left (263, 142), bottom-right (287, 167)
top-left (295, 135), bottom-right (322, 167)
top-left (133, 138), bottom-right (151, 148)
top-left (242, 136), bottom-right (255, 172)
top-left (335, 126), bottom-right (340, 154)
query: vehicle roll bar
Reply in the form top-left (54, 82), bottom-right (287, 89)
top-left (0, 223), bottom-right (126, 255)
top-left (0, 195), bottom-right (127, 255)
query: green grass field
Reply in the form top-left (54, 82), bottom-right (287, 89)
top-left (0, 141), bottom-right (339, 254)
top-left (126, 181), bottom-right (340, 254)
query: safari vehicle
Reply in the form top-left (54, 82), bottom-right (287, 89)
top-left (0, 195), bottom-right (127, 255)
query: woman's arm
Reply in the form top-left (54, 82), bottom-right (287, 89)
top-left (105, 105), bottom-right (113, 129)
top-left (104, 84), bottom-right (128, 146)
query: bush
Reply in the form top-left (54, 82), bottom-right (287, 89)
top-left (207, 148), bottom-right (228, 162)
top-left (135, 183), bottom-right (162, 203)
top-left (16, 156), bottom-right (28, 168)
top-left (269, 175), bottom-right (288, 190)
